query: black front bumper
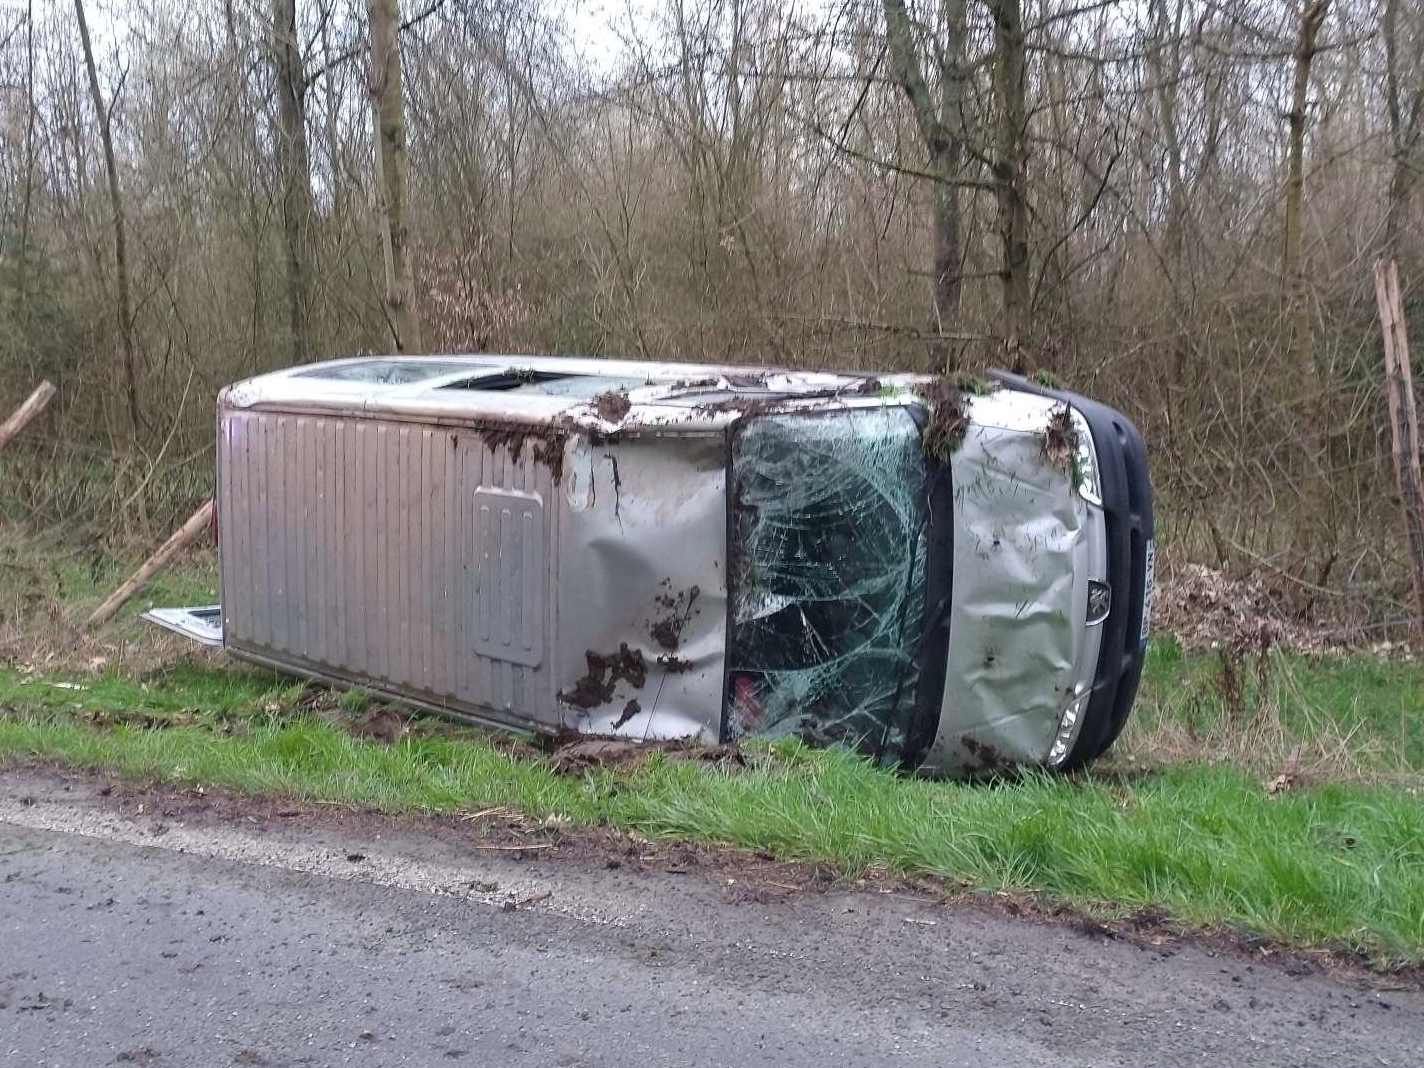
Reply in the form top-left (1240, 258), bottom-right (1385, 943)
top-left (991, 371), bottom-right (1154, 764)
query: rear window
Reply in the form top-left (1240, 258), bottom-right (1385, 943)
top-left (440, 372), bottom-right (649, 397)
top-left (297, 359), bottom-right (478, 384)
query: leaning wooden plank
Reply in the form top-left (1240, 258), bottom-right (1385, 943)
top-left (1374, 259), bottom-right (1424, 643)
top-left (85, 498), bottom-right (215, 629)
top-left (0, 381), bottom-right (57, 452)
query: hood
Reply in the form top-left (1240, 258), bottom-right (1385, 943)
top-left (922, 391), bottom-right (1099, 774)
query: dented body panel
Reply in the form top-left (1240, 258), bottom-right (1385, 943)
top-left (928, 393), bottom-right (1105, 771)
top-left (150, 353), bottom-right (1152, 776)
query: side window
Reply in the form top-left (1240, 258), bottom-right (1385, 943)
top-left (726, 408), bottom-right (930, 763)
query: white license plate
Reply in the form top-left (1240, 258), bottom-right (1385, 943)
top-left (1140, 539), bottom-right (1155, 642)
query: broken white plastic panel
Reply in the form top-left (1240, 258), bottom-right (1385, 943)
top-left (142, 605), bottom-right (223, 646)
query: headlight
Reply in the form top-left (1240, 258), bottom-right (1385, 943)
top-left (1086, 580), bottom-right (1111, 625)
top-left (1069, 408), bottom-right (1102, 506)
top-left (1047, 688), bottom-right (1091, 767)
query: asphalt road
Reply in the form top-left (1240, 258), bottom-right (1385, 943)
top-left (0, 768), bottom-right (1420, 1068)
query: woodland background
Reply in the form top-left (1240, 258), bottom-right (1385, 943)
top-left (1, 0), bottom-right (1421, 625)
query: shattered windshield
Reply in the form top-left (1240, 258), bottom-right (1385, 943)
top-left (726, 407), bottom-right (930, 764)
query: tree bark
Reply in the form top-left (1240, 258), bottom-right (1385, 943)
top-left (989, 0), bottom-right (1030, 370)
top-left (274, 0), bottom-right (315, 364)
top-left (1382, 0), bottom-right (1423, 261)
top-left (369, 0), bottom-right (422, 354)
top-left (1284, 0), bottom-right (1331, 562)
top-left (1374, 259), bottom-right (1424, 645)
top-left (75, 0), bottom-right (142, 440)
top-left (0, 381), bottom-right (56, 453)
top-left (17, 0), bottom-right (36, 312)
top-left (884, 0), bottom-right (964, 372)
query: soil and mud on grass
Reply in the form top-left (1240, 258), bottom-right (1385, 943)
top-left (3, 524), bottom-right (1424, 972)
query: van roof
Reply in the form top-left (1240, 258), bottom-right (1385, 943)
top-left (220, 354), bottom-right (931, 432)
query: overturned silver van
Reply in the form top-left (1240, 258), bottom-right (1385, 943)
top-left (148, 354), bottom-right (1153, 775)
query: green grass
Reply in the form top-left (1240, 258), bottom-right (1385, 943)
top-left (0, 522), bottom-right (219, 629)
top-left (1, 709), bottom-right (1422, 962)
top-left (0, 660), bottom-right (294, 723)
top-left (1126, 637), bottom-right (1424, 774)
top-left (4, 531), bottom-right (1424, 964)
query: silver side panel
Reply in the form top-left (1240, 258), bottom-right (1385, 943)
top-left (217, 410), bottom-right (560, 728)
top-left (556, 435), bottom-right (728, 741)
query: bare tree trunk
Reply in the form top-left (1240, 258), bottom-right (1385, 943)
top-left (989, 0), bottom-right (1030, 370)
top-left (274, 0), bottom-right (315, 364)
top-left (75, 0), bottom-right (142, 440)
top-left (1374, 259), bottom-right (1424, 644)
top-left (1148, 0), bottom-right (1188, 269)
top-left (1284, 0), bottom-right (1331, 562)
top-left (318, 0), bottom-right (349, 224)
top-left (884, 0), bottom-right (964, 372)
top-left (369, 0), bottom-right (422, 354)
top-left (17, 0), bottom-right (36, 312)
top-left (1382, 0), bottom-right (1423, 261)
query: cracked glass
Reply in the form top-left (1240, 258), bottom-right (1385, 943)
top-left (726, 407), bottom-right (930, 764)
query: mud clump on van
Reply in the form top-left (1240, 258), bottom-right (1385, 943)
top-left (473, 423), bottom-right (569, 484)
top-left (649, 584), bottom-right (701, 651)
top-left (961, 734), bottom-right (1013, 774)
top-left (559, 643), bottom-right (648, 709)
top-left (594, 391), bottom-right (632, 423)
top-left (921, 378), bottom-right (969, 462)
top-left (611, 699), bottom-right (642, 729)
top-left (1042, 405), bottom-right (1079, 471)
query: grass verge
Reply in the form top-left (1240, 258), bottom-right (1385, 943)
top-left (2, 698), bottom-right (1423, 965)
top-left (3, 530), bottom-right (1423, 966)
top-left (1123, 638), bottom-right (1424, 778)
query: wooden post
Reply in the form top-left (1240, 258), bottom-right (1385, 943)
top-left (1374, 259), bottom-right (1424, 642)
top-left (85, 499), bottom-right (215, 629)
top-left (0, 380), bottom-right (56, 452)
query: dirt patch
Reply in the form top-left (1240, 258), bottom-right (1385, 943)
top-left (700, 395), bottom-right (781, 416)
top-left (961, 735), bottom-right (1014, 775)
top-left (544, 733), bottom-right (748, 774)
top-left (532, 437), bottom-right (566, 483)
top-left (611, 699), bottom-right (641, 730)
top-left (921, 378), bottom-right (968, 463)
top-left (1155, 560), bottom-right (1384, 657)
top-left (1041, 405), bottom-right (1078, 470)
top-left (558, 644), bottom-right (648, 709)
top-left (348, 707), bottom-right (409, 744)
top-left (648, 620), bottom-right (680, 650)
top-left (649, 583), bottom-right (702, 652)
top-left (594, 391), bottom-right (632, 423)
top-left (470, 423), bottom-right (569, 484)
